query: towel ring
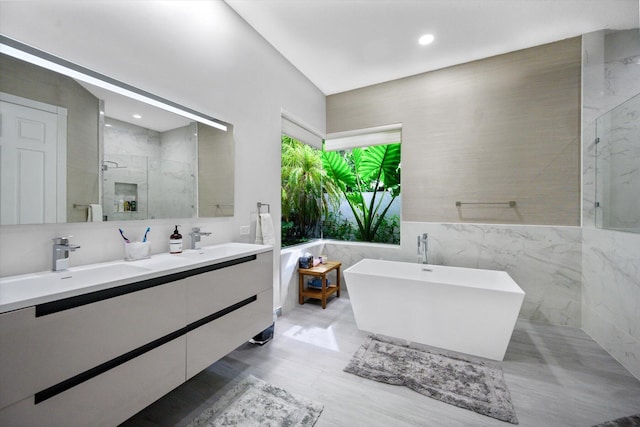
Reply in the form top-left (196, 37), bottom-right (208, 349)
top-left (257, 202), bottom-right (270, 213)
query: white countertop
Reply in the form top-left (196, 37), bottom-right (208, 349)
top-left (0, 242), bottom-right (273, 314)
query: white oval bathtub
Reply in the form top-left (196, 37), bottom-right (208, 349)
top-left (343, 259), bottom-right (525, 360)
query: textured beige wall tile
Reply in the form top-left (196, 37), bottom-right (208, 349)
top-left (327, 38), bottom-right (581, 226)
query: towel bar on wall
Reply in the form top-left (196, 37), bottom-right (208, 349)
top-left (257, 202), bottom-right (270, 213)
top-left (73, 204), bottom-right (89, 209)
top-left (456, 201), bottom-right (516, 207)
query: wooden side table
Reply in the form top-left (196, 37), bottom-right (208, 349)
top-left (298, 261), bottom-right (341, 309)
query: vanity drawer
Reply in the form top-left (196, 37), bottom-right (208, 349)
top-left (186, 251), bottom-right (272, 323)
top-left (0, 336), bottom-right (186, 427)
top-left (186, 288), bottom-right (273, 379)
top-left (0, 279), bottom-right (186, 409)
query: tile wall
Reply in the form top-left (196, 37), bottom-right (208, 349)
top-left (582, 29), bottom-right (640, 380)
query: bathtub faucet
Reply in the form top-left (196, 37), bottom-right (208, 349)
top-left (417, 233), bottom-right (428, 264)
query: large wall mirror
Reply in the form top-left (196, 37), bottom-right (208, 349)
top-left (0, 37), bottom-right (234, 225)
top-left (595, 92), bottom-right (640, 233)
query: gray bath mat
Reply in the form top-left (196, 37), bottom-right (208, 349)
top-left (592, 414), bottom-right (640, 426)
top-left (344, 335), bottom-right (519, 424)
top-left (186, 375), bottom-right (323, 426)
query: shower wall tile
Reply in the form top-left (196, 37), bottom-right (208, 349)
top-left (582, 28), bottom-right (640, 380)
top-left (582, 31), bottom-right (606, 229)
top-left (583, 228), bottom-right (640, 341)
top-left (603, 30), bottom-right (640, 112)
top-left (104, 120), bottom-right (196, 220)
top-left (598, 95), bottom-right (640, 230)
top-left (582, 29), bottom-right (640, 229)
top-left (582, 31), bottom-right (606, 126)
top-left (582, 227), bottom-right (640, 379)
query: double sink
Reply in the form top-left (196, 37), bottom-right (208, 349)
top-left (0, 242), bottom-right (272, 313)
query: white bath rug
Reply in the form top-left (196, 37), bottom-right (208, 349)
top-left (185, 375), bottom-right (323, 427)
top-left (344, 335), bottom-right (519, 424)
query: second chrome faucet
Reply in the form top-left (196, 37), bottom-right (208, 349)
top-left (189, 227), bottom-right (212, 250)
top-left (417, 233), bottom-right (428, 264)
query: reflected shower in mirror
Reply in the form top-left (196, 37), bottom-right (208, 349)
top-left (101, 117), bottom-right (196, 221)
top-left (0, 36), bottom-right (233, 224)
top-left (595, 92), bottom-right (640, 233)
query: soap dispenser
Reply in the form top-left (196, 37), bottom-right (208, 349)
top-left (169, 225), bottom-right (183, 254)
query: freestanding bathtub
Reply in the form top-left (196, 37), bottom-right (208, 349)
top-left (343, 259), bottom-right (525, 360)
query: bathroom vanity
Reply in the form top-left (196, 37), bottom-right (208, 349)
top-left (0, 242), bottom-right (273, 427)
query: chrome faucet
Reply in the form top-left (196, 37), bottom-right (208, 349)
top-left (189, 227), bottom-right (212, 250)
top-left (417, 233), bottom-right (428, 264)
top-left (52, 236), bottom-right (81, 271)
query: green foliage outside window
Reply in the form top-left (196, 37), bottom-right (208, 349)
top-left (281, 135), bottom-right (401, 247)
top-left (322, 143), bottom-right (401, 242)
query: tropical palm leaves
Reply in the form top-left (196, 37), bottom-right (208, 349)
top-left (281, 136), bottom-right (341, 241)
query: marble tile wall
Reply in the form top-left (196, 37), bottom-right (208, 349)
top-left (582, 29), bottom-right (640, 380)
top-left (103, 119), bottom-right (159, 221)
top-left (281, 222), bottom-right (582, 328)
top-left (103, 153), bottom-right (149, 221)
top-left (150, 125), bottom-right (196, 219)
top-left (582, 227), bottom-right (640, 378)
top-left (595, 93), bottom-right (640, 231)
top-left (103, 119), bottom-right (196, 220)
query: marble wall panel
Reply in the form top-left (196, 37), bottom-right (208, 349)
top-left (582, 28), bottom-right (640, 380)
top-left (281, 222), bottom-right (582, 328)
top-left (595, 94), bottom-right (640, 231)
top-left (603, 30), bottom-right (640, 112)
top-left (104, 120), bottom-right (196, 220)
top-left (582, 31), bottom-right (606, 229)
top-left (583, 228), bottom-right (640, 379)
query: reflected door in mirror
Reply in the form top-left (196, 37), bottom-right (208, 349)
top-left (0, 95), bottom-right (67, 224)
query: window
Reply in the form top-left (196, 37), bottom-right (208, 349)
top-left (281, 135), bottom-right (325, 246)
top-left (281, 118), bottom-right (401, 247)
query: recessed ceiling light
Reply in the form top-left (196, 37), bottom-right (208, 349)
top-left (418, 34), bottom-right (434, 46)
top-left (133, 114), bottom-right (142, 119)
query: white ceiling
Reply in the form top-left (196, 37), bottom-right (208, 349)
top-left (225, 0), bottom-right (639, 95)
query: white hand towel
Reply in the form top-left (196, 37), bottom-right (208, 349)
top-left (87, 204), bottom-right (103, 222)
top-left (255, 213), bottom-right (264, 245)
top-left (258, 213), bottom-right (275, 245)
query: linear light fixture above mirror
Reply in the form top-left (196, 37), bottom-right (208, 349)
top-left (0, 35), bottom-right (227, 132)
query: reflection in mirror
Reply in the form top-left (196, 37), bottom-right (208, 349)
top-left (198, 122), bottom-right (234, 217)
top-left (595, 92), bottom-right (640, 233)
top-left (0, 54), bottom-right (98, 224)
top-left (0, 37), bottom-right (233, 224)
top-left (101, 116), bottom-right (196, 221)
